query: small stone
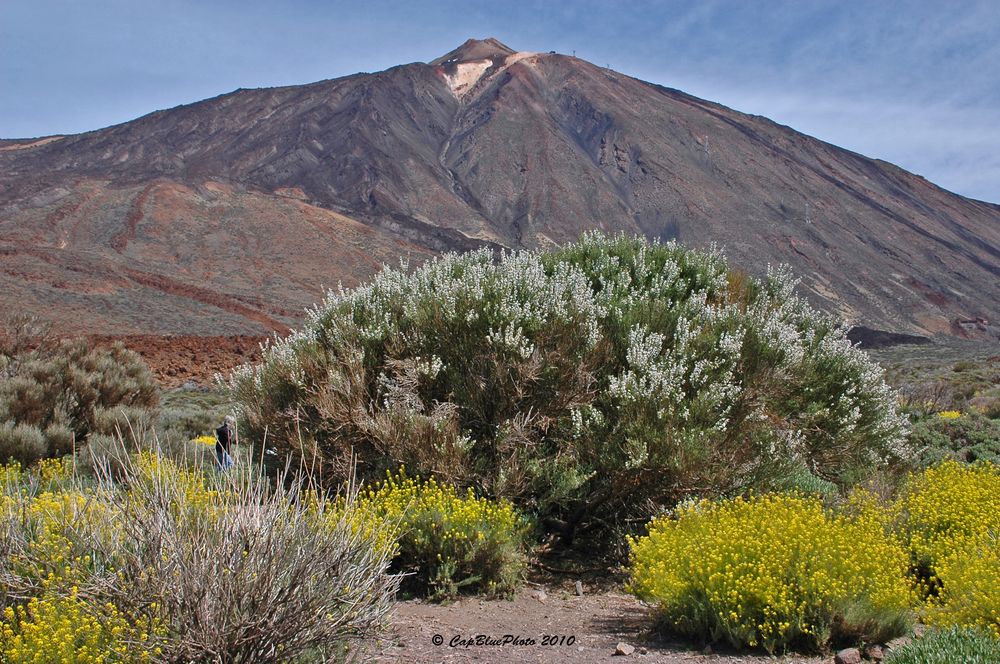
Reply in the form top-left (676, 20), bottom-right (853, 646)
top-left (864, 644), bottom-right (885, 661)
top-left (886, 636), bottom-right (912, 651)
top-left (638, 646), bottom-right (648, 655)
top-left (532, 589), bottom-right (547, 602)
top-left (578, 646), bottom-right (586, 652)
top-left (834, 647), bottom-right (862, 664)
top-left (701, 644), bottom-right (713, 655)
top-left (614, 642), bottom-right (635, 656)
top-left (575, 580), bottom-right (584, 596)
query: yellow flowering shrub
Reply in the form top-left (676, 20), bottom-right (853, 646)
top-left (192, 435), bottom-right (217, 446)
top-left (894, 461), bottom-right (1000, 576)
top-left (357, 470), bottom-right (527, 598)
top-left (314, 494), bottom-right (398, 560)
top-left (37, 457), bottom-right (72, 483)
top-left (628, 493), bottom-right (913, 652)
top-left (925, 537), bottom-right (1000, 638)
top-left (2, 489), bottom-right (117, 591)
top-left (1, 463), bottom-right (163, 663)
top-left (0, 590), bottom-right (160, 663)
top-left (937, 411), bottom-right (962, 420)
top-left (895, 461), bottom-right (1000, 637)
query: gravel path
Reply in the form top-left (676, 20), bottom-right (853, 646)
top-left (374, 582), bottom-right (829, 664)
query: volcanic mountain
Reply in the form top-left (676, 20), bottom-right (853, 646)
top-left (2, 38), bottom-right (998, 338)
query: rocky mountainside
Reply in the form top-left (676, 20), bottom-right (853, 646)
top-left (2, 38), bottom-right (997, 337)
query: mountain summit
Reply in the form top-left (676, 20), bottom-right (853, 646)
top-left (1, 39), bottom-right (997, 338)
top-left (430, 37), bottom-right (517, 65)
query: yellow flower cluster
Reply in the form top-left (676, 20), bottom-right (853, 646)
top-left (37, 457), bottom-right (72, 483)
top-left (0, 457), bottom-right (173, 662)
top-left (321, 497), bottom-right (399, 559)
top-left (896, 461), bottom-right (1000, 637)
top-left (3, 452), bottom-right (398, 660)
top-left (192, 434), bottom-right (217, 446)
top-left (628, 493), bottom-right (914, 652)
top-left (926, 538), bottom-right (1000, 639)
top-left (1, 462), bottom-right (22, 493)
top-left (1, 590), bottom-right (160, 663)
top-left (354, 469), bottom-right (526, 597)
top-left (895, 461), bottom-right (1000, 573)
top-left (937, 410), bottom-right (962, 419)
top-left (2, 488), bottom-right (115, 589)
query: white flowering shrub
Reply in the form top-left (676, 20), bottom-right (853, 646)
top-left (230, 234), bottom-right (908, 544)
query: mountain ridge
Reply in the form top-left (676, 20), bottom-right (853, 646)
top-left (1, 39), bottom-right (997, 339)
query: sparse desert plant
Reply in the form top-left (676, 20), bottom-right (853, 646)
top-left (885, 627), bottom-right (1000, 664)
top-left (0, 448), bottom-right (400, 663)
top-left (231, 233), bottom-right (909, 544)
top-left (100, 453), bottom-right (399, 662)
top-left (628, 493), bottom-right (914, 653)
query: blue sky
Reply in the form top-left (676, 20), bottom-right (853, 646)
top-left (3, 0), bottom-right (999, 202)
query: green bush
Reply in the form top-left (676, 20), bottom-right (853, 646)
top-left (907, 413), bottom-right (1000, 468)
top-left (885, 628), bottom-right (1000, 664)
top-left (628, 493), bottom-right (914, 653)
top-left (0, 323), bottom-right (158, 464)
top-left (0, 423), bottom-right (46, 466)
top-left (231, 234), bottom-right (909, 542)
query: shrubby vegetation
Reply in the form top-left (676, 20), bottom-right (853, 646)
top-left (907, 413), bottom-right (1000, 468)
top-left (629, 461), bottom-right (1000, 652)
top-left (894, 461), bottom-right (1000, 638)
top-left (0, 316), bottom-right (158, 465)
top-left (4, 236), bottom-right (997, 658)
top-left (894, 354), bottom-right (1000, 420)
top-left (0, 443), bottom-right (529, 662)
top-left (356, 470), bottom-right (527, 599)
top-left (231, 233), bottom-right (908, 542)
top-left (154, 387), bottom-right (232, 447)
top-left (885, 627), bottom-right (1000, 664)
top-left (0, 452), bottom-right (398, 662)
top-left (628, 493), bottom-right (913, 652)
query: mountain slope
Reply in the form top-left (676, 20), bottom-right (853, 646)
top-left (1, 38), bottom-right (997, 337)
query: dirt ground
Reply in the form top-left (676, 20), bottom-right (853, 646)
top-left (89, 334), bottom-right (266, 388)
top-left (374, 579), bottom-right (828, 664)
